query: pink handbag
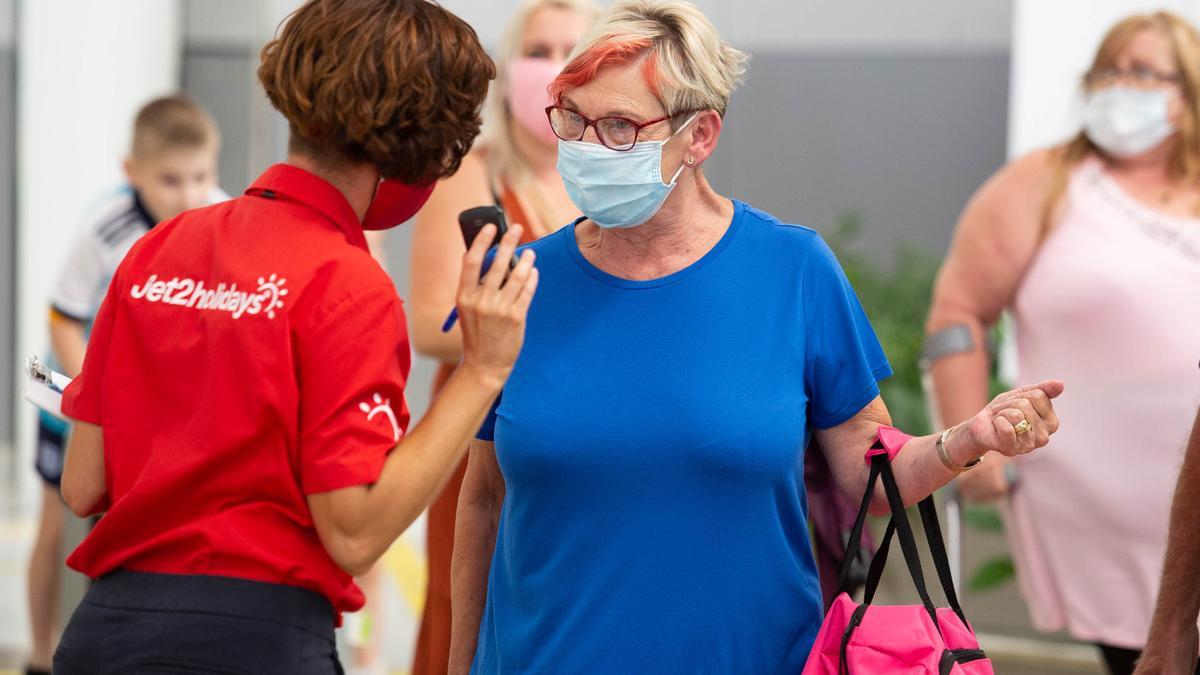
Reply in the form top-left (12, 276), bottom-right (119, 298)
top-left (802, 447), bottom-right (994, 674)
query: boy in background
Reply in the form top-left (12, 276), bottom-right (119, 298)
top-left (25, 94), bottom-right (223, 675)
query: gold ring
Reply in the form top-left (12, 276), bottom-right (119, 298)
top-left (1013, 419), bottom-right (1032, 435)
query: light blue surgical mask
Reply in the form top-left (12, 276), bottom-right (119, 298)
top-left (557, 113), bottom-right (698, 229)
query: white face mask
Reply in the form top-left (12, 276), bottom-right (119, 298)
top-left (1082, 86), bottom-right (1177, 158)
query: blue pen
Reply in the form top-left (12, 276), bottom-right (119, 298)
top-left (441, 247), bottom-right (505, 332)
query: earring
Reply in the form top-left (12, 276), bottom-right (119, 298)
top-left (686, 156), bottom-right (696, 165)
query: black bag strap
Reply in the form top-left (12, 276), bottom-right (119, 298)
top-left (874, 456), bottom-right (940, 627)
top-left (836, 456), bottom-right (883, 592)
top-left (859, 502), bottom-right (969, 624)
top-left (862, 517), bottom-right (894, 605)
top-left (919, 494), bottom-right (970, 628)
top-left (833, 533), bottom-right (873, 599)
top-left (854, 455), bottom-right (972, 629)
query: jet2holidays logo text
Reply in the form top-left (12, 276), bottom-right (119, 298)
top-left (130, 273), bottom-right (289, 319)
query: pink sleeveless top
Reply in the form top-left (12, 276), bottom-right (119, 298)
top-left (1006, 156), bottom-right (1200, 647)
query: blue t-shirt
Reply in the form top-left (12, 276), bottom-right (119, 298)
top-left (473, 200), bottom-right (892, 674)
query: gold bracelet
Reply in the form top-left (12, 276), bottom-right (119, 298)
top-left (937, 426), bottom-right (983, 473)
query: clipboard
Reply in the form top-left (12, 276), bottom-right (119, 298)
top-left (24, 355), bottom-right (73, 421)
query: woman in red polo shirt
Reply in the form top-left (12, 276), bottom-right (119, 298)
top-left (51, 2), bottom-right (536, 673)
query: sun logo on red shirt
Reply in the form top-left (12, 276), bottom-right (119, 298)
top-left (256, 274), bottom-right (289, 319)
top-left (359, 392), bottom-right (401, 442)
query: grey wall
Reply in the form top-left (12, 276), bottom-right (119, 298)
top-left (1, 0), bottom-right (16, 446)
top-left (444, 0), bottom-right (1013, 54)
top-left (708, 51), bottom-right (1010, 260)
top-left (0, 0), bottom-right (11, 45)
top-left (182, 44), bottom-right (264, 195)
top-left (182, 0), bottom-right (290, 196)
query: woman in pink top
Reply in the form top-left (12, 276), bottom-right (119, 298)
top-left (927, 11), bottom-right (1200, 675)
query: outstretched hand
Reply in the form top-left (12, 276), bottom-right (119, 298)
top-left (961, 380), bottom-right (1064, 457)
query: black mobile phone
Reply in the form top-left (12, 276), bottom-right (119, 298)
top-left (458, 205), bottom-right (508, 249)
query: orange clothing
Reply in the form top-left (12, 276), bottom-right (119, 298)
top-left (411, 186), bottom-right (533, 675)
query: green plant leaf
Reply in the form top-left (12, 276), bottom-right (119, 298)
top-left (827, 210), bottom-right (941, 437)
top-left (968, 556), bottom-right (1015, 592)
top-left (961, 505), bottom-right (1005, 533)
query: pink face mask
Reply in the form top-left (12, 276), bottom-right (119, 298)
top-left (506, 57), bottom-right (564, 146)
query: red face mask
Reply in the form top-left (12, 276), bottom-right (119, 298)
top-left (361, 178), bottom-right (436, 230)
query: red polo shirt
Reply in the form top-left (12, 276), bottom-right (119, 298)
top-left (61, 164), bottom-right (411, 615)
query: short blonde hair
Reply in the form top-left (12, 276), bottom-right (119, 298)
top-left (131, 95), bottom-right (220, 160)
top-left (550, 0), bottom-right (748, 118)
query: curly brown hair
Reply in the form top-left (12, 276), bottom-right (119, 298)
top-left (258, 0), bottom-right (495, 184)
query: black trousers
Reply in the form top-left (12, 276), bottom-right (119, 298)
top-left (54, 570), bottom-right (343, 675)
top-left (1098, 643), bottom-right (1200, 675)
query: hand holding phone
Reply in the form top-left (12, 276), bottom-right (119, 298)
top-left (450, 216), bottom-right (538, 371)
top-left (444, 206), bottom-right (524, 333)
top-left (459, 205), bottom-right (517, 277)
top-left (458, 205), bottom-right (508, 249)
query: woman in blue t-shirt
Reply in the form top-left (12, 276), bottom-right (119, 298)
top-left (448, 2), bottom-right (1064, 673)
